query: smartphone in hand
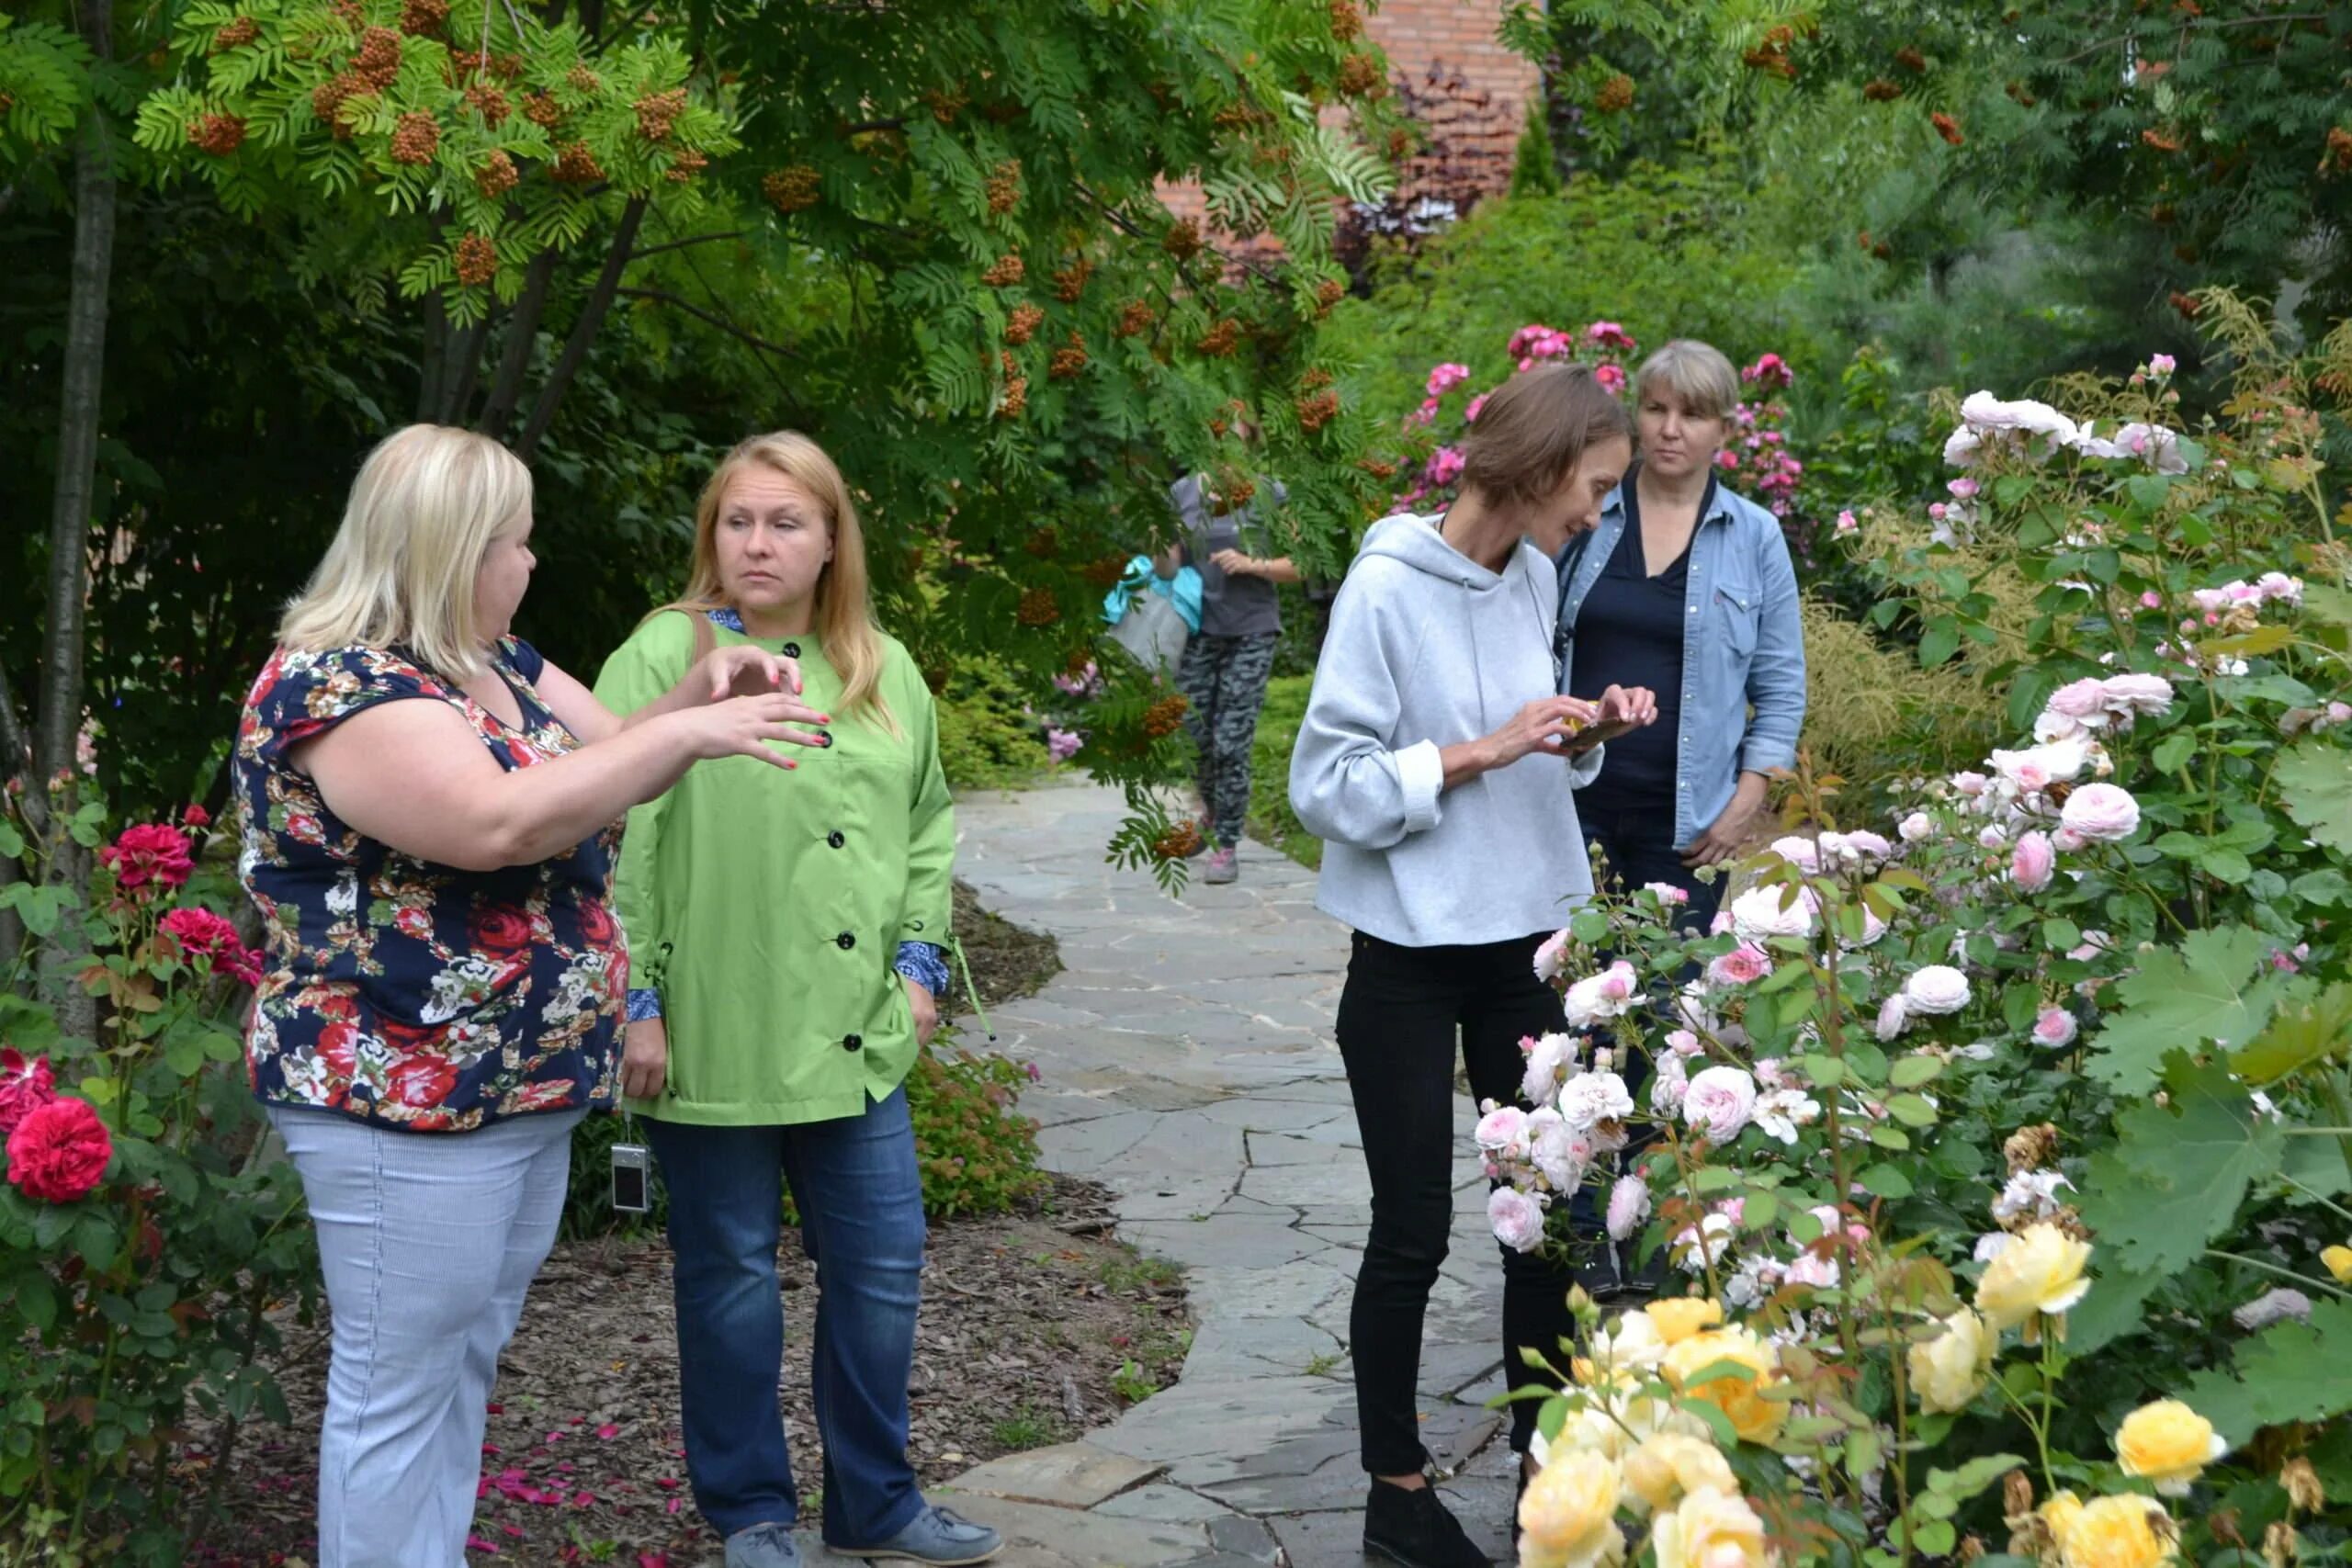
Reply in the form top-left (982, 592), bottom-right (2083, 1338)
top-left (1562, 716), bottom-right (1640, 756)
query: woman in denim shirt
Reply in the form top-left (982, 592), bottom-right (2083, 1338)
top-left (1558, 338), bottom-right (1806, 932)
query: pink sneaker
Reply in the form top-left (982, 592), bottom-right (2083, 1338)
top-left (1201, 847), bottom-right (1238, 884)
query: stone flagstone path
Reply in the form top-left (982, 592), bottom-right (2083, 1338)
top-left (797, 784), bottom-right (1521, 1567)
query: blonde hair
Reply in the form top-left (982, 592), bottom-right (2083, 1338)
top-left (1458, 362), bottom-right (1633, 509)
top-left (278, 423), bottom-right (531, 680)
top-left (1634, 339), bottom-right (1740, 423)
top-left (655, 431), bottom-right (896, 730)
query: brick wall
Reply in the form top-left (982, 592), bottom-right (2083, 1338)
top-left (1159, 0), bottom-right (1536, 257)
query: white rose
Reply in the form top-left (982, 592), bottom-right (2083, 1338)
top-left (1488, 1186), bottom-right (1547, 1252)
top-left (1898, 811), bottom-right (1935, 842)
top-left (1902, 964), bottom-right (1972, 1015)
top-left (1729, 885), bottom-right (1818, 942)
top-left (2060, 782), bottom-right (2141, 841)
top-left (1559, 1071), bottom-right (1635, 1133)
top-left (1681, 1066), bottom-right (1758, 1144)
top-left (1475, 1103), bottom-right (1532, 1154)
top-left (1769, 835), bottom-right (1821, 871)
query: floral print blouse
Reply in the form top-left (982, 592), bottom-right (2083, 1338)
top-left (232, 639), bottom-right (624, 1133)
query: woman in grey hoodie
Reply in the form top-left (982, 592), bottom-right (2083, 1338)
top-left (1289, 363), bottom-right (1653, 1568)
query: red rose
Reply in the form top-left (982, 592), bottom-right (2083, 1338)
top-left (0, 1048), bottom-right (58, 1137)
top-left (183, 804), bottom-right (211, 829)
top-left (385, 1054), bottom-right (458, 1109)
top-left (100, 824), bottom-right (195, 897)
top-left (6, 1097), bottom-right (113, 1202)
top-left (469, 904), bottom-right (534, 957)
top-left (160, 906), bottom-right (262, 987)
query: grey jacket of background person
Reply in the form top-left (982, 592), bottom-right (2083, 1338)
top-left (1556, 480), bottom-right (1808, 848)
top-left (1170, 472), bottom-right (1287, 638)
top-left (1289, 513), bottom-right (1602, 950)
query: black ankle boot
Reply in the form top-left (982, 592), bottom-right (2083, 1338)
top-left (1363, 1477), bottom-right (1491, 1568)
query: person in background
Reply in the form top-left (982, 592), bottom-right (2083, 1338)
top-left (1558, 338), bottom-right (1807, 931)
top-left (1289, 363), bottom-right (1657, 1568)
top-left (594, 433), bottom-right (994, 1568)
top-left (1554, 339), bottom-right (1807, 1303)
top-left (235, 424), bottom-right (821, 1568)
top-left (1159, 456), bottom-right (1301, 885)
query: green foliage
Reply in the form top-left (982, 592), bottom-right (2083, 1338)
top-left (1507, 100), bottom-right (1559, 197)
top-left (2179, 1297), bottom-right (2352, 1446)
top-left (1247, 673), bottom-right (1318, 870)
top-left (935, 660), bottom-right (1050, 793)
top-left (2077, 1058), bottom-right (2284, 1278)
top-left (1320, 160), bottom-right (1809, 430)
top-left (2083, 927), bottom-right (2282, 1093)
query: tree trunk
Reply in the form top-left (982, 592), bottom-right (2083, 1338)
top-left (30, 0), bottom-right (119, 1042)
top-left (516, 195), bottom-right (646, 461)
top-left (480, 249), bottom-right (559, 440)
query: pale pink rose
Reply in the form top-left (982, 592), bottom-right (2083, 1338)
top-left (1784, 1252), bottom-right (1841, 1290)
top-left (1532, 928), bottom-right (1571, 982)
top-left (1958, 391), bottom-right (2080, 446)
top-left (1643, 881), bottom-right (1690, 906)
top-left (1832, 829), bottom-right (1892, 863)
top-left (2032, 1007), bottom-right (2078, 1048)
top-left (1951, 771), bottom-right (1990, 798)
top-left (1707, 943), bottom-right (1774, 986)
top-left (2060, 782), bottom-right (2141, 841)
top-left (1474, 1104), bottom-right (1531, 1154)
top-left (1529, 1111), bottom-right (1591, 1190)
top-left (1875, 994), bottom-right (1911, 1040)
top-left (2098, 672), bottom-right (2175, 718)
top-left (2256, 572), bottom-right (2302, 604)
top-left (1564, 960), bottom-right (1643, 1028)
top-left (1488, 1186), bottom-right (1546, 1253)
top-left (1899, 811), bottom-right (1936, 843)
top-left (2067, 931), bottom-right (2115, 963)
top-left (2045, 678), bottom-right (2109, 723)
top-left (1709, 910), bottom-right (1736, 936)
top-left (1649, 1053), bottom-right (1690, 1115)
top-left (1557, 1071), bottom-right (1634, 1133)
top-left (1902, 964), bottom-right (1972, 1015)
top-left (1835, 510), bottom-right (1859, 536)
top-left (1729, 885), bottom-right (1819, 942)
top-left (2009, 830), bottom-right (2055, 893)
top-left (1665, 1029), bottom-right (1702, 1057)
top-left (1605, 1174), bottom-right (1651, 1242)
top-left (1681, 1066), bottom-right (1758, 1144)
top-left (1770, 835), bottom-right (1821, 872)
top-left (1948, 476), bottom-right (1979, 500)
top-left (2052, 827), bottom-right (2086, 852)
top-left (1976, 824), bottom-right (2008, 851)
top-left (2141, 591), bottom-right (2163, 609)
top-left (1520, 1032), bottom-right (1575, 1106)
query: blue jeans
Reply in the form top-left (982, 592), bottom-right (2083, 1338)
top-left (644, 1089), bottom-right (927, 1546)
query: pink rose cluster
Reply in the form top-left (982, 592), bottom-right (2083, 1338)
top-left (100, 823), bottom-right (194, 897)
top-left (1942, 389), bottom-right (2190, 475)
top-left (162, 905), bottom-right (264, 987)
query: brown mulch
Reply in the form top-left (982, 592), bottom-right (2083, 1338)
top-left (184, 885), bottom-right (1187, 1565)
top-left (188, 1176), bottom-right (1189, 1567)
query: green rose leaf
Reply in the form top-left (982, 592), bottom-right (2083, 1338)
top-left (2149, 731), bottom-right (2196, 775)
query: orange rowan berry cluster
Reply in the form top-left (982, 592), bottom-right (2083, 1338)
top-left (1140, 694), bottom-right (1189, 739)
top-left (763, 165), bottom-right (820, 211)
top-left (475, 149), bottom-right (519, 197)
top-left (1048, 333), bottom-right (1089, 380)
top-left (187, 113), bottom-right (248, 156)
top-left (1195, 320), bottom-right (1239, 358)
top-left (211, 17), bottom-right (260, 51)
top-left (1016, 589), bottom-right (1060, 626)
top-left (390, 111), bottom-right (440, 165)
top-left (1115, 300), bottom-right (1156, 337)
top-left (981, 254), bottom-right (1025, 288)
top-left (455, 232), bottom-right (498, 286)
top-left (552, 140), bottom-right (605, 184)
top-left (399, 0), bottom-right (447, 36)
top-left (1005, 303), bottom-right (1046, 346)
top-left (1051, 258), bottom-right (1092, 303)
top-left (986, 160), bottom-right (1022, 214)
top-left (1595, 73), bottom-right (1634, 112)
top-left (634, 88), bottom-right (687, 141)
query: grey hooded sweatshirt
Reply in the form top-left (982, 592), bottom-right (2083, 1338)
top-left (1289, 513), bottom-right (1600, 949)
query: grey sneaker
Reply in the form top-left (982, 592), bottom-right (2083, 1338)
top-left (1201, 847), bottom-right (1238, 884)
top-left (832, 1503), bottom-right (1002, 1564)
top-left (725, 1520), bottom-right (801, 1568)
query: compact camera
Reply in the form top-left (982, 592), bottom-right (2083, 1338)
top-left (611, 1142), bottom-right (652, 1213)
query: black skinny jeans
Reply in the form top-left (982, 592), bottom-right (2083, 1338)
top-left (1335, 929), bottom-right (1577, 1472)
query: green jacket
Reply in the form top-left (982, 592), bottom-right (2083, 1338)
top-left (593, 610), bottom-right (955, 1125)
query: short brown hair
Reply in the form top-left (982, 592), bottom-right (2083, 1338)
top-left (1457, 362), bottom-right (1633, 509)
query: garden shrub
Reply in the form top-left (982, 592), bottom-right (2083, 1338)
top-left (1247, 674), bottom-right (1319, 871)
top-left (0, 804), bottom-right (315, 1566)
top-left (936, 657), bottom-right (1050, 792)
top-left (1495, 314), bottom-right (2352, 1563)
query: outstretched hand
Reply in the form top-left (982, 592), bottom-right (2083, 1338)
top-left (693, 644), bottom-right (804, 703)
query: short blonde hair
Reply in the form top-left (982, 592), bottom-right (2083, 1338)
top-left (655, 432), bottom-right (897, 731)
top-left (1634, 340), bottom-right (1740, 423)
top-left (1458, 362), bottom-right (1633, 509)
top-left (278, 425), bottom-right (532, 680)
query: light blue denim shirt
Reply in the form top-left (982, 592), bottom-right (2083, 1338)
top-left (1555, 481), bottom-right (1806, 850)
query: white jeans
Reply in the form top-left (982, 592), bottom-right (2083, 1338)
top-left (271, 1105), bottom-right (583, 1568)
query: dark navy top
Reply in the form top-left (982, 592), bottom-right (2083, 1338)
top-left (1569, 476), bottom-right (1713, 808)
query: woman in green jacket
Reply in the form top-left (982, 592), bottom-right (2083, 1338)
top-left (594, 433), bottom-right (996, 1568)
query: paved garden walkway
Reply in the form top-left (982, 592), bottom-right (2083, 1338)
top-left (799, 784), bottom-right (1519, 1567)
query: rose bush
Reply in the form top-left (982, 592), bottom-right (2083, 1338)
top-left (1385, 322), bottom-right (1812, 529)
top-left (0, 795), bottom-right (314, 1565)
top-left (1489, 308), bottom-right (2352, 1564)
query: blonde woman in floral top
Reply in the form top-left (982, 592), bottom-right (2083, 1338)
top-left (233, 423), bottom-right (829, 1568)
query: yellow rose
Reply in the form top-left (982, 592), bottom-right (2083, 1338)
top-left (1975, 1223), bottom-right (2093, 1337)
top-left (2052, 1494), bottom-right (2174, 1568)
top-left (1906, 1309), bottom-right (1994, 1416)
top-left (2323, 1244), bottom-right (2352, 1286)
top-left (1623, 1433), bottom-right (1738, 1516)
top-left (1551, 1372), bottom-right (1713, 1461)
top-left (1660, 1325), bottom-right (1784, 1444)
top-left (1645, 1297), bottom-right (1726, 1345)
top-left (1650, 1486), bottom-right (1776, 1568)
top-left (1579, 1311), bottom-right (1669, 1383)
top-left (2114, 1400), bottom-right (2226, 1496)
top-left (1520, 1450), bottom-right (1625, 1568)
top-left (2041, 1490), bottom-right (2086, 1549)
